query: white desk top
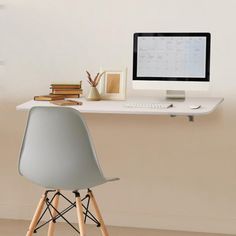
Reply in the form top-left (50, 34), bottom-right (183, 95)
top-left (16, 97), bottom-right (223, 117)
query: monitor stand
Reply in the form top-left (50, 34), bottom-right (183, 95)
top-left (166, 90), bottom-right (185, 100)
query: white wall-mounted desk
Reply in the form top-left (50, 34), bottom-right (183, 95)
top-left (17, 97), bottom-right (223, 121)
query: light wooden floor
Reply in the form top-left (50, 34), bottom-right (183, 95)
top-left (0, 219), bottom-right (231, 236)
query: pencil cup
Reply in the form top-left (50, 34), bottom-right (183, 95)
top-left (87, 86), bottom-right (101, 101)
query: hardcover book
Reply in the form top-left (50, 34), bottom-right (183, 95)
top-left (34, 95), bottom-right (65, 101)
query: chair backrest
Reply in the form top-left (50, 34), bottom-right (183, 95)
top-left (19, 107), bottom-right (106, 190)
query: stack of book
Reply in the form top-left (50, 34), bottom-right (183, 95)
top-left (50, 82), bottom-right (83, 98)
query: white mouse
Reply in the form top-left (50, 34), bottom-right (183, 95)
top-left (189, 105), bottom-right (201, 109)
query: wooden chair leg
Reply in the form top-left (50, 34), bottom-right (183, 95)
top-left (88, 190), bottom-right (109, 236)
top-left (47, 190), bottom-right (60, 236)
top-left (26, 193), bottom-right (46, 236)
top-left (75, 192), bottom-right (86, 236)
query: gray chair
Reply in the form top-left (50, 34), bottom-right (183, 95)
top-left (19, 107), bottom-right (119, 236)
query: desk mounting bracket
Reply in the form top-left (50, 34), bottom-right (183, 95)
top-left (170, 115), bottom-right (194, 122)
top-left (188, 116), bottom-right (194, 122)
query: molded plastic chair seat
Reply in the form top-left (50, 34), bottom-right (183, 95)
top-left (19, 107), bottom-right (119, 236)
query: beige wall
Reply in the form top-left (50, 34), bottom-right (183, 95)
top-left (1, 0), bottom-right (236, 234)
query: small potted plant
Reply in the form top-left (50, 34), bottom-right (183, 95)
top-left (86, 71), bottom-right (104, 101)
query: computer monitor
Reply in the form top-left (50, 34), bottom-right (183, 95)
top-left (133, 32), bottom-right (211, 98)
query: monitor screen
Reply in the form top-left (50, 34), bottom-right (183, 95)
top-left (133, 33), bottom-right (211, 82)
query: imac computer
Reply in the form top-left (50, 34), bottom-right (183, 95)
top-left (133, 32), bottom-right (211, 99)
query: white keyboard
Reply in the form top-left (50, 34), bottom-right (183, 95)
top-left (124, 102), bottom-right (173, 109)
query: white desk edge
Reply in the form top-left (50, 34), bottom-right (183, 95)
top-left (16, 97), bottom-right (224, 117)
